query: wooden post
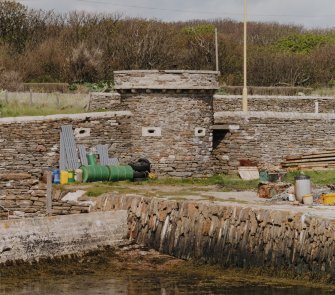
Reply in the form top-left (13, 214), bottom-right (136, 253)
top-left (56, 92), bottom-right (60, 109)
top-left (315, 101), bottom-right (319, 114)
top-left (215, 28), bottom-right (219, 72)
top-left (5, 90), bottom-right (8, 104)
top-left (46, 170), bottom-right (52, 215)
top-left (86, 92), bottom-right (92, 111)
top-left (242, 0), bottom-right (248, 112)
top-left (29, 89), bottom-right (33, 106)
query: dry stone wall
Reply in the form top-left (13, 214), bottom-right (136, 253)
top-left (122, 94), bottom-right (214, 177)
top-left (90, 93), bottom-right (335, 114)
top-left (88, 92), bottom-right (122, 111)
top-left (0, 112), bottom-right (132, 218)
top-left (214, 95), bottom-right (335, 113)
top-left (113, 70), bottom-right (219, 177)
top-left (107, 194), bottom-right (335, 281)
top-left (214, 111), bottom-right (335, 173)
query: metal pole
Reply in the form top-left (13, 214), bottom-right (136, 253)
top-left (46, 170), bottom-right (52, 215)
top-left (215, 28), bottom-right (219, 72)
top-left (242, 0), bottom-right (248, 112)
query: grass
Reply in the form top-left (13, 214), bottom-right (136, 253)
top-left (72, 174), bottom-right (260, 198)
top-left (0, 92), bottom-right (89, 117)
top-left (311, 87), bottom-right (335, 96)
top-left (284, 170), bottom-right (335, 186)
top-left (71, 170), bottom-right (335, 198)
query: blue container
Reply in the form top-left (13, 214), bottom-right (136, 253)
top-left (52, 169), bottom-right (60, 184)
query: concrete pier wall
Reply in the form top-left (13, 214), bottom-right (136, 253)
top-left (0, 210), bottom-right (127, 264)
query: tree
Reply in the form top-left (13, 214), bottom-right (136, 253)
top-left (0, 1), bottom-right (29, 52)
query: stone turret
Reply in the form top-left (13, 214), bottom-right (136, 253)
top-left (114, 70), bottom-right (219, 177)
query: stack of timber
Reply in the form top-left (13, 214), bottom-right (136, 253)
top-left (282, 150), bottom-right (335, 170)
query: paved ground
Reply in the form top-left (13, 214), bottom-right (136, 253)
top-left (63, 182), bottom-right (335, 220)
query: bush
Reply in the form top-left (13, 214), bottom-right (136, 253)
top-left (275, 33), bottom-right (335, 53)
top-left (1, 1), bottom-right (335, 88)
top-left (0, 69), bottom-right (23, 91)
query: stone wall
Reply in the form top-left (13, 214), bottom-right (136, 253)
top-left (214, 95), bottom-right (335, 113)
top-left (90, 93), bottom-right (215, 177)
top-left (122, 94), bottom-right (214, 177)
top-left (108, 194), bottom-right (335, 281)
top-left (112, 70), bottom-right (219, 178)
top-left (90, 93), bottom-right (335, 114)
top-left (88, 92), bottom-right (122, 111)
top-left (0, 111), bottom-right (132, 217)
top-left (214, 111), bottom-right (335, 172)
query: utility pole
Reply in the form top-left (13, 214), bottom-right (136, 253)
top-left (215, 28), bottom-right (219, 72)
top-left (242, 0), bottom-right (248, 112)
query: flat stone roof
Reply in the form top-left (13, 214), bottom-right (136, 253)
top-left (114, 70), bottom-right (220, 90)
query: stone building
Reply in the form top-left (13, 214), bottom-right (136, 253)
top-left (3, 69), bottom-right (335, 218)
top-left (113, 70), bottom-right (219, 177)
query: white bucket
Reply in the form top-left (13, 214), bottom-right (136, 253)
top-left (295, 175), bottom-right (311, 203)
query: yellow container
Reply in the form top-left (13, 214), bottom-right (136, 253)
top-left (68, 170), bottom-right (75, 183)
top-left (60, 170), bottom-right (69, 185)
top-left (320, 193), bottom-right (335, 205)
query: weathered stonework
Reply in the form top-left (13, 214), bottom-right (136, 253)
top-left (106, 194), bottom-right (335, 281)
top-left (114, 70), bottom-right (219, 177)
top-left (0, 111), bottom-right (132, 217)
top-left (122, 94), bottom-right (214, 177)
top-left (114, 70), bottom-right (220, 90)
top-left (4, 71), bottom-right (335, 218)
top-left (214, 95), bottom-right (335, 113)
top-left (88, 92), bottom-right (122, 111)
top-left (214, 112), bottom-right (335, 173)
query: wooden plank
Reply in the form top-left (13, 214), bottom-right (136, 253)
top-left (282, 157), bottom-right (335, 165)
top-left (282, 161), bottom-right (335, 167)
top-left (286, 152), bottom-right (335, 161)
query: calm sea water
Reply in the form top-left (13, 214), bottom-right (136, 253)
top-left (0, 271), bottom-right (329, 295)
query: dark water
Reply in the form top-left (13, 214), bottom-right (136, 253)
top-left (0, 271), bottom-right (331, 295)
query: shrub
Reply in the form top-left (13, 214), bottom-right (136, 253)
top-left (275, 33), bottom-right (335, 54)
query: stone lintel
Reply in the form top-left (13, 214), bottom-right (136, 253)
top-left (211, 125), bottom-right (240, 130)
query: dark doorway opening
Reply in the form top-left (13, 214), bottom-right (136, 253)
top-left (213, 129), bottom-right (229, 149)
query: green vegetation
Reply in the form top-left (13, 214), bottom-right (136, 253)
top-left (312, 87), bottom-right (335, 96)
top-left (1, 1), bottom-right (335, 89)
top-left (78, 174), bottom-right (259, 198)
top-left (182, 24), bottom-right (216, 35)
top-left (73, 170), bottom-right (335, 198)
top-left (275, 33), bottom-right (335, 53)
top-left (0, 101), bottom-right (85, 117)
top-left (284, 170), bottom-right (335, 186)
top-left (146, 175), bottom-right (259, 190)
top-left (0, 92), bottom-right (88, 117)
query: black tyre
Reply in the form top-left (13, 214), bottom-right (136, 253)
top-left (129, 159), bottom-right (151, 172)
